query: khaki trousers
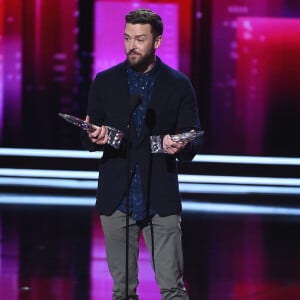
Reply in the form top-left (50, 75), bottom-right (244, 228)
top-left (100, 210), bottom-right (189, 300)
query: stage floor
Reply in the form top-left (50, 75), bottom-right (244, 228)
top-left (1, 205), bottom-right (300, 300)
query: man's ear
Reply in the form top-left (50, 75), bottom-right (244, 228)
top-left (154, 35), bottom-right (162, 49)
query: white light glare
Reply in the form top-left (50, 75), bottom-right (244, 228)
top-left (1, 194), bottom-right (300, 216)
top-left (0, 148), bottom-right (299, 165)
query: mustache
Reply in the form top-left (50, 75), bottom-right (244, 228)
top-left (127, 50), bottom-right (140, 55)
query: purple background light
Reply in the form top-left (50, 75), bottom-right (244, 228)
top-left (93, 1), bottom-right (179, 77)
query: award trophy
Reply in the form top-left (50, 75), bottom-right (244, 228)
top-left (150, 129), bottom-right (204, 153)
top-left (58, 113), bottom-right (124, 149)
top-left (170, 130), bottom-right (204, 142)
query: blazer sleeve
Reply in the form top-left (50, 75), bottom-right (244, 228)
top-left (175, 77), bottom-right (203, 161)
top-left (80, 74), bottom-right (106, 152)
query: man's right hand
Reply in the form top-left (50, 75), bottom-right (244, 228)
top-left (85, 115), bottom-right (109, 145)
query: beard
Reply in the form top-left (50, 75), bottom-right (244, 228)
top-left (126, 49), bottom-right (155, 71)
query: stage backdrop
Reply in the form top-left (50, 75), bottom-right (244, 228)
top-left (0, 0), bottom-right (299, 156)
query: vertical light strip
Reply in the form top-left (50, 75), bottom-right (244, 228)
top-left (0, 0), bottom-right (3, 142)
top-left (35, 0), bottom-right (41, 76)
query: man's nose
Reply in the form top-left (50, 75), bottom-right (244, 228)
top-left (128, 39), bottom-right (137, 50)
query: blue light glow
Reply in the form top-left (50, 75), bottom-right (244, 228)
top-left (0, 177), bottom-right (96, 189)
top-left (0, 168), bottom-right (97, 179)
top-left (1, 169), bottom-right (299, 187)
top-left (179, 183), bottom-right (300, 195)
top-left (182, 201), bottom-right (300, 216)
top-left (178, 174), bottom-right (300, 186)
top-left (1, 194), bottom-right (300, 216)
top-left (1, 175), bottom-right (299, 195)
top-left (0, 148), bottom-right (299, 165)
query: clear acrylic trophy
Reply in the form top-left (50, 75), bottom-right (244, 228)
top-left (150, 130), bottom-right (204, 153)
top-left (58, 113), bottom-right (124, 149)
top-left (59, 113), bottom-right (204, 153)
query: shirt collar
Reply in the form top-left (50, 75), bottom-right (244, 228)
top-left (127, 56), bottom-right (161, 77)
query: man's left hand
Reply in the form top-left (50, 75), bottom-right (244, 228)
top-left (162, 135), bottom-right (188, 155)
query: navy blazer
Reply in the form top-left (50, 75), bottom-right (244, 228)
top-left (82, 59), bottom-right (202, 216)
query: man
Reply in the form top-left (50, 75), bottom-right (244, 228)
top-left (82, 8), bottom-right (202, 300)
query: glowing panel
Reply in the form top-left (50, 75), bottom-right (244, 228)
top-left (0, 0), bottom-right (22, 144)
top-left (93, 1), bottom-right (179, 77)
top-left (0, 1), bottom-right (3, 142)
top-left (236, 17), bottom-right (300, 155)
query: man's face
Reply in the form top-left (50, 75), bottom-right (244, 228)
top-left (124, 23), bottom-right (161, 70)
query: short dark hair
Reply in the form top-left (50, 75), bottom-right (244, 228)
top-left (125, 8), bottom-right (163, 38)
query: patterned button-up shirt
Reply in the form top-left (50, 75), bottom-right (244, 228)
top-left (118, 59), bottom-right (160, 221)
